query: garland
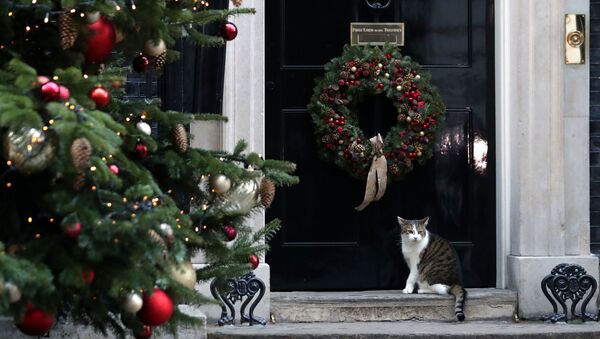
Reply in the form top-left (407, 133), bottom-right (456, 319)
top-left (308, 45), bottom-right (445, 209)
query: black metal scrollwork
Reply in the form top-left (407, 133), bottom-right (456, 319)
top-left (541, 263), bottom-right (598, 322)
top-left (364, 0), bottom-right (391, 9)
top-left (210, 272), bottom-right (267, 326)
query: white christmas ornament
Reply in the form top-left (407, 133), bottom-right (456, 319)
top-left (210, 174), bottom-right (231, 194)
top-left (136, 121), bottom-right (152, 136)
top-left (5, 282), bottom-right (21, 303)
top-left (122, 293), bottom-right (143, 313)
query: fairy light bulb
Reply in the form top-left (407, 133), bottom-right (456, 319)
top-left (44, 13), bottom-right (49, 23)
top-left (131, 0), bottom-right (137, 10)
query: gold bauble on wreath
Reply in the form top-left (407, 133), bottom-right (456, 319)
top-left (170, 261), bottom-right (197, 290)
top-left (4, 127), bottom-right (56, 174)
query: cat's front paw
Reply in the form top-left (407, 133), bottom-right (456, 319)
top-left (402, 288), bottom-right (412, 294)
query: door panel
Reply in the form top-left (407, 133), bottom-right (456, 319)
top-left (266, 0), bottom-right (495, 290)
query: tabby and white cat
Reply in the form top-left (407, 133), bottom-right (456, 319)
top-left (398, 216), bottom-right (467, 321)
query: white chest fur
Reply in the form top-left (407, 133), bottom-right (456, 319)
top-left (401, 231), bottom-right (430, 272)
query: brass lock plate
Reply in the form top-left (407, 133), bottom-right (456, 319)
top-left (565, 14), bottom-right (585, 64)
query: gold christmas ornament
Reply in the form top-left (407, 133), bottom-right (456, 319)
top-left (143, 39), bottom-right (167, 57)
top-left (4, 282), bottom-right (21, 304)
top-left (210, 174), bottom-right (232, 194)
top-left (170, 124), bottom-right (188, 153)
top-left (259, 177), bottom-right (276, 208)
top-left (122, 293), bottom-right (143, 313)
top-left (170, 261), bottom-right (197, 290)
top-left (58, 13), bottom-right (78, 50)
top-left (4, 127), bottom-right (56, 174)
top-left (70, 137), bottom-right (93, 172)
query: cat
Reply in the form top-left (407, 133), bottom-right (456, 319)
top-left (398, 216), bottom-right (467, 321)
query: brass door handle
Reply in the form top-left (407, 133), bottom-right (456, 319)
top-left (565, 14), bottom-right (585, 64)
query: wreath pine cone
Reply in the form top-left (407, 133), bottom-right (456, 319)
top-left (171, 124), bottom-right (188, 153)
top-left (259, 177), bottom-right (276, 208)
top-left (71, 137), bottom-right (93, 172)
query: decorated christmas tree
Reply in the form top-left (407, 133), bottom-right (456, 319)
top-left (0, 0), bottom-right (297, 337)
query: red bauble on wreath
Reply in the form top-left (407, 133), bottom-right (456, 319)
top-left (89, 86), bottom-right (110, 108)
top-left (85, 17), bottom-right (116, 63)
top-left (17, 304), bottom-right (55, 336)
top-left (221, 22), bottom-right (238, 41)
top-left (223, 225), bottom-right (237, 241)
top-left (136, 288), bottom-right (174, 326)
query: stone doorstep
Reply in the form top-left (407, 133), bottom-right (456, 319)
top-left (271, 288), bottom-right (517, 323)
top-left (207, 321), bottom-right (600, 339)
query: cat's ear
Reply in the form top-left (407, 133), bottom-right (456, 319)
top-left (420, 217), bottom-right (429, 227)
top-left (397, 216), bottom-right (407, 225)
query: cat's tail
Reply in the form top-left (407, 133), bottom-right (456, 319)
top-left (449, 284), bottom-right (467, 321)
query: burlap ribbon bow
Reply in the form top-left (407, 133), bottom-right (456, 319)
top-left (355, 134), bottom-right (387, 211)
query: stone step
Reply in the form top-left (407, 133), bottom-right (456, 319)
top-left (207, 321), bottom-right (600, 339)
top-left (271, 288), bottom-right (517, 323)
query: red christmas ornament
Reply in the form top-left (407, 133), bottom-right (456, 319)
top-left (64, 222), bottom-right (82, 239)
top-left (85, 17), bottom-right (116, 63)
top-left (17, 304), bottom-right (55, 336)
top-left (133, 55), bottom-right (150, 73)
top-left (59, 85), bottom-right (70, 101)
top-left (249, 254), bottom-right (259, 270)
top-left (134, 326), bottom-right (153, 339)
top-left (81, 269), bottom-right (95, 284)
top-left (109, 164), bottom-right (120, 175)
top-left (220, 22), bottom-right (238, 41)
top-left (134, 143), bottom-right (149, 159)
top-left (137, 288), bottom-right (174, 326)
top-left (40, 81), bottom-right (61, 101)
top-left (89, 86), bottom-right (110, 108)
top-left (223, 225), bottom-right (237, 241)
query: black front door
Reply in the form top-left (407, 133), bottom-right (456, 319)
top-left (266, 0), bottom-right (495, 290)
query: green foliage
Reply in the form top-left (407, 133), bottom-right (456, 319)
top-left (0, 0), bottom-right (297, 337)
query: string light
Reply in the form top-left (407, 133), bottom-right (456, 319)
top-left (90, 166), bottom-right (97, 171)
top-left (83, 74), bottom-right (89, 79)
top-left (91, 185), bottom-right (97, 191)
top-left (6, 160), bottom-right (12, 166)
top-left (27, 217), bottom-right (33, 223)
top-left (131, 0), bottom-right (137, 10)
top-left (113, 1), bottom-right (121, 10)
top-left (106, 202), bottom-right (112, 208)
top-left (35, 233), bottom-right (41, 239)
top-left (25, 26), bottom-right (31, 32)
top-left (43, 13), bottom-right (49, 23)
top-left (69, 9), bottom-right (76, 13)
top-left (7, 11), bottom-right (13, 17)
top-left (194, 226), bottom-right (199, 232)
top-left (6, 182), bottom-right (12, 188)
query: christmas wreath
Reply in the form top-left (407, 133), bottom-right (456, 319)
top-left (308, 45), bottom-right (445, 210)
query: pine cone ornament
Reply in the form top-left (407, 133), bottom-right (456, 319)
top-left (339, 71), bottom-right (349, 79)
top-left (231, 0), bottom-right (243, 7)
top-left (151, 51), bottom-right (167, 70)
top-left (59, 13), bottom-right (78, 50)
top-left (319, 93), bottom-right (329, 103)
top-left (349, 142), bottom-right (366, 155)
top-left (71, 137), bottom-right (93, 172)
top-left (259, 177), bottom-right (276, 208)
top-left (148, 229), bottom-right (168, 255)
top-left (389, 163), bottom-right (401, 176)
top-left (72, 173), bottom-right (87, 191)
top-left (170, 124), bottom-right (188, 153)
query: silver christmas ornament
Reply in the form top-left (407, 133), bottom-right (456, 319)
top-left (210, 174), bottom-right (232, 194)
top-left (170, 261), bottom-right (197, 290)
top-left (4, 127), bottom-right (56, 174)
top-left (122, 293), bottom-right (143, 313)
top-left (219, 178), bottom-right (260, 214)
top-left (136, 121), bottom-right (152, 136)
top-left (5, 282), bottom-right (21, 304)
top-left (143, 39), bottom-right (167, 57)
